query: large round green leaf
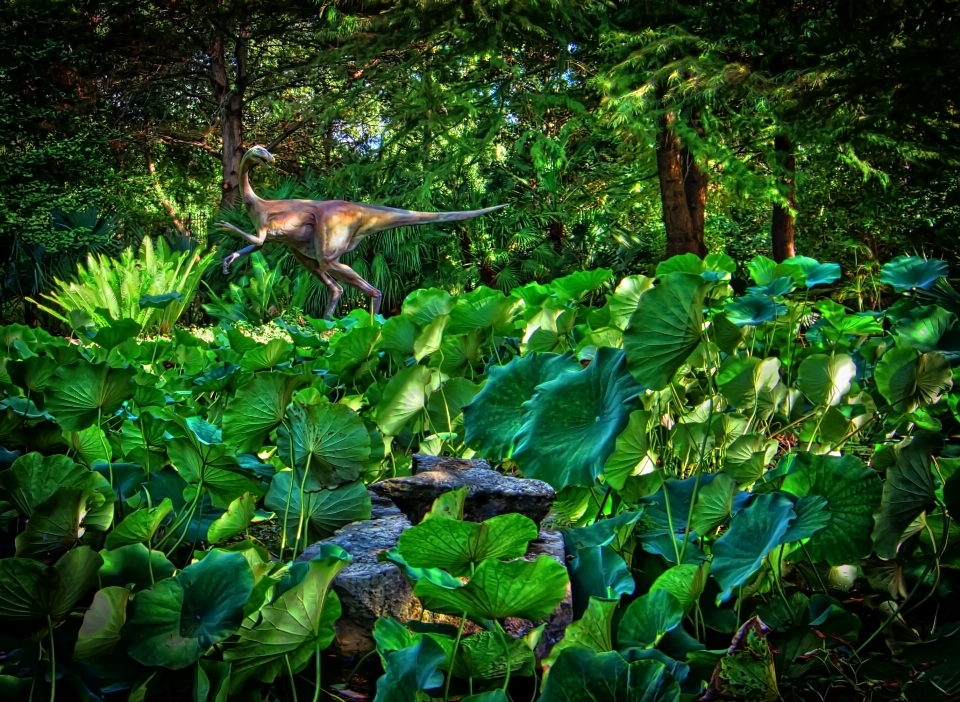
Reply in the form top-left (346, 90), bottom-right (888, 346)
top-left (447, 286), bottom-right (518, 334)
top-left (15, 486), bottom-right (102, 559)
top-left (618, 589), bottom-right (684, 648)
top-left (875, 347), bottom-right (953, 413)
top-left (239, 338), bottom-right (293, 371)
top-left (893, 306), bottom-right (956, 353)
top-left (725, 295), bottom-right (786, 327)
top-left (372, 635), bottom-right (447, 702)
top-left (624, 272), bottom-right (705, 391)
top-left (539, 648), bottom-right (681, 702)
top-left (872, 434), bottom-right (939, 559)
top-left (711, 493), bottom-right (795, 600)
top-left (0, 546), bottom-right (102, 623)
top-left (780, 453), bottom-right (882, 565)
top-left (207, 492), bottom-right (258, 544)
top-left (0, 451), bottom-right (113, 517)
top-left (650, 564), bottom-right (709, 615)
top-left (7, 355), bottom-right (59, 395)
top-left (880, 255), bottom-right (948, 292)
top-left (774, 256), bottom-right (840, 288)
top-left (463, 352), bottom-right (579, 460)
top-left (222, 372), bottom-right (305, 453)
top-left (513, 347), bottom-right (642, 490)
top-left (796, 353), bottom-right (856, 407)
top-left (397, 513), bottom-right (538, 576)
top-left (226, 547), bottom-right (351, 686)
top-left (44, 361), bottom-right (136, 431)
top-left (264, 472), bottom-right (371, 544)
top-left (414, 556), bottom-right (569, 622)
top-left (124, 548), bottom-right (254, 669)
top-left (402, 288), bottom-right (454, 325)
top-left (380, 314), bottom-right (421, 359)
top-left (276, 401), bottom-right (370, 489)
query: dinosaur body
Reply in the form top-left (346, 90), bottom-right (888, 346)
top-left (218, 146), bottom-right (506, 318)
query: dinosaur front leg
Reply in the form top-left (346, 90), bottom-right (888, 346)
top-left (215, 220), bottom-right (267, 246)
top-left (326, 260), bottom-right (383, 315)
top-left (222, 243), bottom-right (260, 275)
top-left (291, 250), bottom-right (343, 319)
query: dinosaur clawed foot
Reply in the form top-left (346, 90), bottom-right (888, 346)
top-left (222, 252), bottom-right (240, 275)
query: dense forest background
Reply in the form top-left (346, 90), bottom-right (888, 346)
top-left (2, 0), bottom-right (959, 321)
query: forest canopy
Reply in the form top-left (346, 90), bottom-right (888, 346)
top-left (2, 0), bottom-right (959, 316)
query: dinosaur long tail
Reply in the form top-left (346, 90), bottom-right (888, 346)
top-left (359, 203), bottom-right (508, 232)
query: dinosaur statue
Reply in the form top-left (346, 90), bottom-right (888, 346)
top-left (217, 145), bottom-right (506, 318)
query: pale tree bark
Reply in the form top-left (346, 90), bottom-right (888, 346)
top-left (657, 113), bottom-right (708, 257)
top-left (771, 134), bottom-right (796, 262)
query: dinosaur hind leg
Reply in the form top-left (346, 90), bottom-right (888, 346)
top-left (326, 260), bottom-right (383, 315)
top-left (291, 251), bottom-right (343, 319)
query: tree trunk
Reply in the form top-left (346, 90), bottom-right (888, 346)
top-left (546, 219), bottom-right (565, 252)
top-left (771, 134), bottom-right (796, 262)
top-left (657, 113), bottom-right (707, 258)
top-left (144, 138), bottom-right (186, 234)
top-left (209, 31), bottom-right (247, 210)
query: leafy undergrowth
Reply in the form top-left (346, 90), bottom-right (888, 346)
top-left (2, 252), bottom-right (960, 701)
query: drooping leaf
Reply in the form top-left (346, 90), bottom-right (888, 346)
top-left (872, 434), bottom-right (940, 559)
top-left (689, 474), bottom-right (739, 537)
top-left (75, 586), bottom-right (130, 661)
top-left (105, 498), bottom-right (173, 549)
top-left (375, 364), bottom-right (432, 436)
top-left (618, 589), bottom-right (684, 649)
top-left (426, 377), bottom-right (481, 434)
top-left (402, 288), bottom-right (454, 325)
top-left (650, 564), bottom-right (709, 615)
top-left (452, 627), bottom-right (536, 680)
top-left (44, 361), bottom-right (136, 431)
top-left (222, 372), bottom-right (305, 454)
top-left (711, 493), bottom-right (796, 600)
top-left (796, 353), bottom-right (857, 407)
top-left (414, 556), bottom-right (569, 623)
top-left (397, 512), bottom-right (539, 576)
top-left (513, 348), bottom-right (642, 490)
top-left (226, 547), bottom-right (351, 686)
top-left (775, 256), bottom-right (841, 288)
top-left (539, 648), bottom-right (681, 702)
top-left (875, 347), bottom-right (953, 413)
top-left (15, 486), bottom-right (102, 559)
top-left (717, 357), bottom-right (781, 411)
top-left (124, 549), bottom-right (254, 669)
top-left (723, 435), bottom-right (778, 485)
top-left (448, 286), bottom-right (517, 334)
top-left (543, 597), bottom-right (618, 671)
top-left (602, 410), bottom-right (652, 491)
top-left (607, 275), bottom-right (655, 330)
top-left (207, 492), bottom-right (258, 544)
top-left (372, 635), bottom-right (447, 702)
top-left (780, 453), bottom-right (882, 565)
top-left (0, 451), bottom-right (112, 517)
top-left (624, 273), bottom-right (705, 391)
top-left (463, 351), bottom-right (579, 459)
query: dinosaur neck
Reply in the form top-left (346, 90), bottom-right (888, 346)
top-left (239, 154), bottom-right (264, 212)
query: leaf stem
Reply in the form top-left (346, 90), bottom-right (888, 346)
top-left (46, 615), bottom-right (55, 702)
top-left (443, 613), bottom-right (468, 702)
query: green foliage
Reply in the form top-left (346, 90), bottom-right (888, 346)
top-left (38, 237), bottom-right (216, 334)
top-left (1, 254), bottom-right (959, 700)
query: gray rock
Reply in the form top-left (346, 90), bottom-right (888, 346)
top-left (299, 494), bottom-right (571, 658)
top-left (370, 454), bottom-right (556, 525)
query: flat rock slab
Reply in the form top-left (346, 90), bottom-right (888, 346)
top-left (299, 492), bottom-right (571, 658)
top-left (369, 454), bottom-right (555, 525)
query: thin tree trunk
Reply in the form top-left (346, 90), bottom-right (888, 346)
top-left (771, 134), bottom-right (796, 262)
top-left (657, 113), bottom-right (707, 257)
top-left (209, 31), bottom-right (247, 210)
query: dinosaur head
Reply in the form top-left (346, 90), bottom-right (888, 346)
top-left (242, 145), bottom-right (276, 167)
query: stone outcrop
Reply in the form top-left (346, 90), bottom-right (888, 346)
top-left (369, 454), bottom-right (556, 525)
top-left (298, 456), bottom-right (571, 658)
